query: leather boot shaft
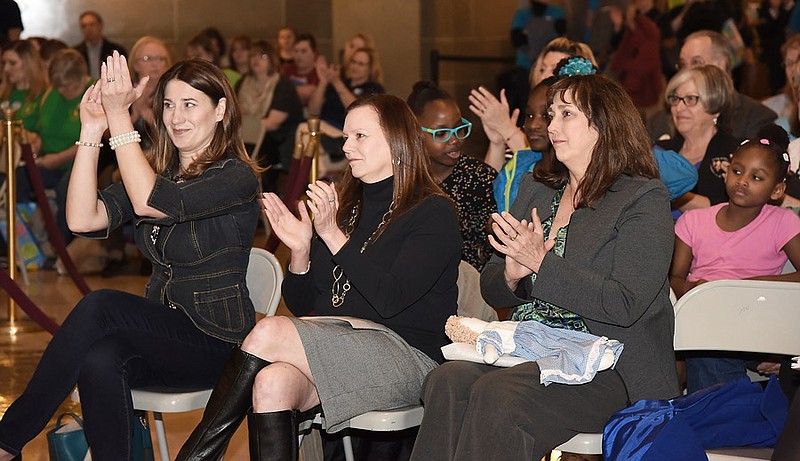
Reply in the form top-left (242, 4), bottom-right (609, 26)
top-left (176, 348), bottom-right (270, 461)
top-left (247, 410), bottom-right (299, 461)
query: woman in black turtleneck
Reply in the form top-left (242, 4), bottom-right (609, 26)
top-left (176, 94), bottom-right (462, 461)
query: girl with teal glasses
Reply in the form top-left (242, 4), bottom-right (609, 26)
top-left (408, 80), bottom-right (497, 271)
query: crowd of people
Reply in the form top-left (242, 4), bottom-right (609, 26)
top-left (1, 0), bottom-right (800, 460)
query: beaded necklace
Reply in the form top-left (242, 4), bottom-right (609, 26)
top-left (331, 201), bottom-right (395, 307)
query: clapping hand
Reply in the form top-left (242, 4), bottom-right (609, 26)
top-left (261, 193), bottom-right (313, 253)
top-left (79, 83), bottom-right (108, 134)
top-left (488, 209), bottom-right (555, 289)
top-left (468, 87), bottom-right (519, 145)
top-left (99, 51), bottom-right (150, 116)
top-left (305, 181), bottom-right (340, 238)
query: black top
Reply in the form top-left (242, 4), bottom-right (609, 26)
top-left (0, 0), bottom-right (22, 47)
top-left (439, 155), bottom-right (497, 271)
top-left (657, 130), bottom-right (742, 205)
top-left (258, 75), bottom-right (304, 168)
top-left (282, 176), bottom-right (462, 363)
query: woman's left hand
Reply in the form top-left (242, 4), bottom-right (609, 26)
top-left (305, 180), bottom-right (348, 252)
top-left (99, 51), bottom-right (150, 116)
top-left (488, 209), bottom-right (555, 287)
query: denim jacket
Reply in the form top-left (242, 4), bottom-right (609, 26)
top-left (80, 156), bottom-right (261, 344)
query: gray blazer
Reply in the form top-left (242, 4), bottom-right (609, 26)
top-left (481, 174), bottom-right (680, 403)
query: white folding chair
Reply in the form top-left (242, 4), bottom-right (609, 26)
top-left (73, 247), bottom-right (284, 461)
top-left (554, 280), bottom-right (800, 458)
top-left (672, 279), bottom-right (800, 460)
top-left (299, 261), bottom-right (494, 461)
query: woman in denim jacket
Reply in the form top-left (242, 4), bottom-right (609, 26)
top-left (0, 55), bottom-right (261, 461)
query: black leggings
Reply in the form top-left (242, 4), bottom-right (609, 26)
top-left (0, 289), bottom-right (234, 459)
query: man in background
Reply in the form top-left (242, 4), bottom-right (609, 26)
top-left (74, 11), bottom-right (127, 79)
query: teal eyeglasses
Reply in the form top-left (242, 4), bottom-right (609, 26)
top-left (421, 118), bottom-right (472, 143)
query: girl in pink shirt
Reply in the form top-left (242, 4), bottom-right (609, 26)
top-left (670, 126), bottom-right (800, 393)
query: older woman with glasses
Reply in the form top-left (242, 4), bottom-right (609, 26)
top-left (408, 80), bottom-right (497, 271)
top-left (128, 36), bottom-right (172, 151)
top-left (656, 65), bottom-right (742, 214)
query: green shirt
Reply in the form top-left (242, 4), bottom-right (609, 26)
top-left (35, 81), bottom-right (92, 170)
top-left (4, 87), bottom-right (42, 131)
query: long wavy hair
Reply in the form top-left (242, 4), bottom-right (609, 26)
top-left (148, 59), bottom-right (260, 179)
top-left (537, 74), bottom-right (659, 208)
top-left (336, 94), bottom-right (445, 232)
top-left (0, 40), bottom-right (47, 103)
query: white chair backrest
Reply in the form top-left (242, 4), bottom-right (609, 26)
top-left (673, 280), bottom-right (800, 356)
top-left (246, 247), bottom-right (284, 316)
top-left (456, 260), bottom-right (498, 322)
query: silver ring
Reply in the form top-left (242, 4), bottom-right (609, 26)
top-left (328, 198), bottom-right (335, 203)
top-left (107, 77), bottom-right (115, 83)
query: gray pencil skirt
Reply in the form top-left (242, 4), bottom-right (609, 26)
top-left (288, 316), bottom-right (437, 433)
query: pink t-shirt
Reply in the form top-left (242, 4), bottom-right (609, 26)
top-left (675, 203), bottom-right (800, 282)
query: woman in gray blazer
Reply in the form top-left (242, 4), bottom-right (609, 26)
top-left (411, 72), bottom-right (680, 461)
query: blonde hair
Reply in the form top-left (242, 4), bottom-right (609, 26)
top-left (128, 36), bottom-right (173, 82)
top-left (530, 38), bottom-right (597, 86)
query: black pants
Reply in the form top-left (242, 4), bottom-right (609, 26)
top-left (0, 289), bottom-right (234, 459)
top-left (410, 361), bottom-right (628, 461)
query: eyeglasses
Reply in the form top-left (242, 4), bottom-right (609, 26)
top-left (421, 118), bottom-right (472, 143)
top-left (676, 58), bottom-right (704, 71)
top-left (136, 55), bottom-right (168, 64)
top-left (667, 94), bottom-right (701, 107)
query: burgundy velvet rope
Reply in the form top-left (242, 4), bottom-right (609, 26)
top-left (0, 266), bottom-right (60, 334)
top-left (20, 143), bottom-right (91, 295)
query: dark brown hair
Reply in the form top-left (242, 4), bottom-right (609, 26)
top-left (336, 94), bottom-right (445, 230)
top-left (539, 74), bottom-right (659, 208)
top-left (149, 59), bottom-right (260, 179)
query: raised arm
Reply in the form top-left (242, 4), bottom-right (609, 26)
top-left (306, 60), bottom-right (331, 117)
top-left (99, 51), bottom-right (164, 218)
top-left (66, 83), bottom-right (110, 233)
top-left (468, 87), bottom-right (526, 170)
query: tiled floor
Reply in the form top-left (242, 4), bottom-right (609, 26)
top-left (0, 246), bottom-right (289, 460)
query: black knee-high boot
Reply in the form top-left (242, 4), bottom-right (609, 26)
top-left (176, 349), bottom-right (270, 461)
top-left (247, 410), bottom-right (299, 461)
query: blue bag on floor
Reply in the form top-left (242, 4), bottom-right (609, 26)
top-left (603, 376), bottom-right (788, 461)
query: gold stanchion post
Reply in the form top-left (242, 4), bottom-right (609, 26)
top-left (1, 103), bottom-right (40, 335)
top-left (306, 117), bottom-right (321, 184)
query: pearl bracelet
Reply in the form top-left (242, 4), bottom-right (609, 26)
top-left (108, 130), bottom-right (142, 150)
top-left (74, 140), bottom-right (104, 148)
